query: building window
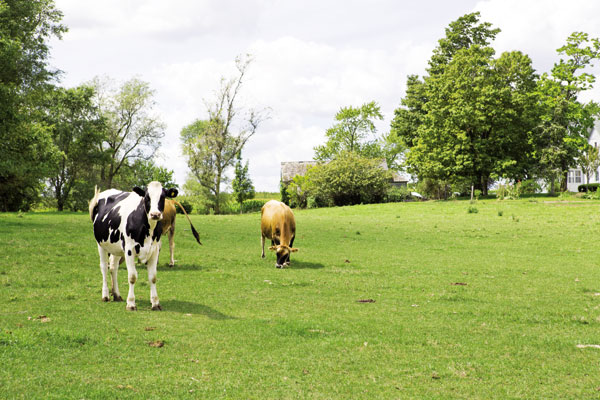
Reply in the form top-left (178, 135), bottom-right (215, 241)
top-left (568, 171), bottom-right (573, 183)
top-left (575, 170), bottom-right (582, 183)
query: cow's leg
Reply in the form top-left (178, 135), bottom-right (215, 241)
top-left (147, 249), bottom-right (161, 310)
top-left (285, 236), bottom-right (295, 266)
top-left (109, 255), bottom-right (123, 301)
top-left (98, 245), bottom-right (110, 302)
top-left (124, 249), bottom-right (138, 311)
top-left (168, 226), bottom-right (175, 267)
top-left (261, 234), bottom-right (265, 258)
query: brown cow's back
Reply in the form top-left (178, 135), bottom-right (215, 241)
top-left (261, 200), bottom-right (295, 246)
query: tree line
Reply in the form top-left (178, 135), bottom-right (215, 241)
top-left (284, 13), bottom-right (600, 204)
top-left (2, 2), bottom-right (599, 212)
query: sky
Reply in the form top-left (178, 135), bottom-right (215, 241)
top-left (48, 0), bottom-right (600, 192)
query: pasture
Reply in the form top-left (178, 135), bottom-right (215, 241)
top-left (2, 199), bottom-right (600, 398)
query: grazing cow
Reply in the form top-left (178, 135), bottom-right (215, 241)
top-left (161, 198), bottom-right (202, 267)
top-left (89, 181), bottom-right (180, 311)
top-left (261, 200), bottom-right (298, 268)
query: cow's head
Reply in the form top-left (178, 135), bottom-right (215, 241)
top-left (133, 181), bottom-right (178, 221)
top-left (269, 244), bottom-right (298, 268)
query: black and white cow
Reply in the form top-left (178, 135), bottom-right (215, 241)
top-left (89, 181), bottom-right (178, 311)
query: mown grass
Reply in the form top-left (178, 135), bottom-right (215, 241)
top-left (2, 199), bottom-right (600, 399)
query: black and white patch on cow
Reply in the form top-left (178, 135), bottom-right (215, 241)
top-left (89, 181), bottom-right (178, 311)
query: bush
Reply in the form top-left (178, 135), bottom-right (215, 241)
top-left (286, 175), bottom-right (310, 208)
top-left (521, 179), bottom-right (542, 194)
top-left (496, 182), bottom-right (522, 200)
top-left (415, 178), bottom-right (451, 200)
top-left (385, 186), bottom-right (412, 202)
top-left (306, 153), bottom-right (390, 206)
top-left (174, 198), bottom-right (193, 214)
top-left (280, 182), bottom-right (290, 205)
top-left (578, 183), bottom-right (600, 192)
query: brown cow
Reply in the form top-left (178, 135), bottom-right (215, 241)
top-left (162, 198), bottom-right (202, 266)
top-left (261, 200), bottom-right (298, 268)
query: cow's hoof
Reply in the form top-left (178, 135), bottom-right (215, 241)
top-left (168, 263), bottom-right (174, 268)
top-left (261, 254), bottom-right (265, 259)
top-left (151, 304), bottom-right (162, 311)
top-left (102, 296), bottom-right (110, 302)
top-left (276, 264), bottom-right (282, 269)
top-left (113, 295), bottom-right (123, 302)
top-left (126, 305), bottom-right (137, 311)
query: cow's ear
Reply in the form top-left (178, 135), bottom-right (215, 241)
top-left (269, 246), bottom-right (277, 251)
top-left (166, 188), bottom-right (178, 198)
top-left (290, 248), bottom-right (299, 252)
top-left (133, 187), bottom-right (145, 197)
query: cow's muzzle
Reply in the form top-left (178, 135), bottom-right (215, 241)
top-left (150, 212), bottom-right (163, 220)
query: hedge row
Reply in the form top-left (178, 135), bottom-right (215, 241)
top-left (578, 183), bottom-right (600, 192)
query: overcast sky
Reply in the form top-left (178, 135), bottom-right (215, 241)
top-left (49, 0), bottom-right (600, 192)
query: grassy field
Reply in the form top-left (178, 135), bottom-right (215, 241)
top-left (2, 199), bottom-right (600, 399)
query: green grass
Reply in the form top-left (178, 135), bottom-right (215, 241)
top-left (2, 199), bottom-right (600, 398)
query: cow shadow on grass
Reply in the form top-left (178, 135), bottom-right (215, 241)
top-left (163, 300), bottom-right (236, 320)
top-left (158, 263), bottom-right (205, 271)
top-left (287, 260), bottom-right (325, 269)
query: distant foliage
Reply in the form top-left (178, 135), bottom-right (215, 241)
top-left (286, 175), bottom-right (310, 208)
top-left (385, 186), bottom-right (412, 203)
top-left (175, 199), bottom-right (193, 214)
top-left (520, 179), bottom-right (542, 194)
top-left (496, 182), bottom-right (522, 200)
top-left (306, 152), bottom-right (390, 206)
top-left (578, 183), bottom-right (600, 192)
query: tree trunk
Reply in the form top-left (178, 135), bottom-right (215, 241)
top-left (561, 170), bottom-right (568, 192)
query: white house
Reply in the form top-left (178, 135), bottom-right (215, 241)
top-left (566, 121), bottom-right (600, 192)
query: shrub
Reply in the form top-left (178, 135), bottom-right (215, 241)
top-left (578, 183), bottom-right (600, 192)
top-left (241, 199), bottom-right (266, 213)
top-left (286, 175), bottom-right (310, 208)
top-left (306, 153), bottom-right (390, 206)
top-left (280, 181), bottom-right (290, 205)
top-left (521, 179), bottom-right (541, 194)
top-left (175, 198), bottom-right (193, 214)
top-left (386, 186), bottom-right (412, 203)
top-left (467, 206), bottom-right (478, 214)
top-left (416, 178), bottom-right (450, 200)
top-left (496, 181), bottom-right (522, 200)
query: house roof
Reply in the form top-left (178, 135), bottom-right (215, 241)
top-left (280, 161), bottom-right (318, 182)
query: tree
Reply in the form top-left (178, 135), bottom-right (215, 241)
top-left (92, 77), bottom-right (166, 189)
top-left (579, 144), bottom-right (600, 185)
top-left (115, 159), bottom-right (178, 190)
top-left (392, 13), bottom-right (539, 196)
top-left (534, 32), bottom-right (600, 192)
top-left (0, 0), bottom-right (67, 211)
top-left (314, 101), bottom-right (384, 161)
top-left (43, 85), bottom-right (106, 211)
top-left (181, 55), bottom-right (266, 214)
top-left (231, 151), bottom-right (255, 213)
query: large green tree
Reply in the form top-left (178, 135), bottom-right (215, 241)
top-left (0, 0), bottom-right (67, 211)
top-left (181, 55), bottom-right (265, 214)
top-left (533, 32), bottom-right (600, 193)
top-left (391, 13), bottom-right (539, 196)
top-left (43, 85), bottom-right (106, 211)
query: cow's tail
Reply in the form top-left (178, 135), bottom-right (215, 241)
top-left (89, 186), bottom-right (101, 222)
top-left (172, 199), bottom-right (202, 245)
